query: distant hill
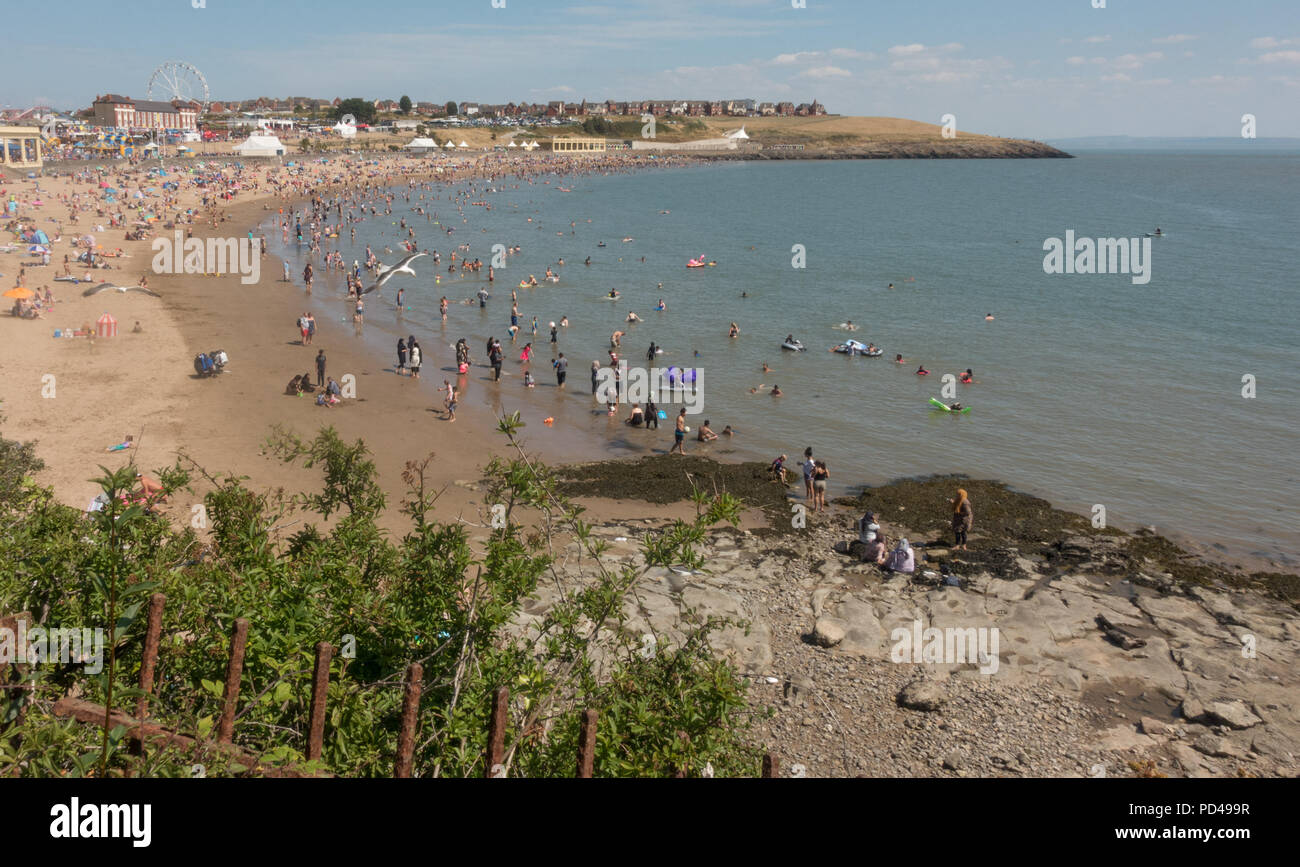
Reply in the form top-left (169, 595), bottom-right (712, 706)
top-left (1047, 136), bottom-right (1300, 153)
top-left (700, 115), bottom-right (1069, 158)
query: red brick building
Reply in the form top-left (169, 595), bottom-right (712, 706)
top-left (91, 94), bottom-right (200, 130)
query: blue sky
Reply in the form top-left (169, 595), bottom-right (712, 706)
top-left (6, 0), bottom-right (1298, 137)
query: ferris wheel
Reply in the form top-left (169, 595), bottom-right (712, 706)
top-left (147, 61), bottom-right (210, 115)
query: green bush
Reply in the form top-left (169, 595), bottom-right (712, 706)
top-left (0, 416), bottom-right (762, 777)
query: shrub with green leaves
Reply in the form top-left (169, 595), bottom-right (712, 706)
top-left (0, 414), bottom-right (762, 777)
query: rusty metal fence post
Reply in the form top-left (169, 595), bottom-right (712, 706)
top-left (134, 593), bottom-right (166, 725)
top-left (486, 685), bottom-right (508, 778)
top-left (394, 663), bottom-right (423, 778)
top-left (306, 641), bottom-right (333, 761)
top-left (576, 708), bottom-right (598, 778)
top-left (217, 618), bottom-right (249, 743)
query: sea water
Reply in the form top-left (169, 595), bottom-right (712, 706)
top-left (273, 153), bottom-right (1300, 565)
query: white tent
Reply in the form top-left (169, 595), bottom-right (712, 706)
top-left (458, 140), bottom-right (469, 148)
top-left (333, 122), bottom-right (356, 139)
top-left (234, 135), bottom-right (285, 157)
top-left (726, 126), bottom-right (750, 140)
top-left (443, 141), bottom-right (456, 149)
top-left (405, 137), bottom-right (438, 153)
top-left (507, 140), bottom-right (517, 148)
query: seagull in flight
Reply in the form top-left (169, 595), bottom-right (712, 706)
top-left (82, 283), bottom-right (162, 298)
top-left (362, 252), bottom-right (426, 296)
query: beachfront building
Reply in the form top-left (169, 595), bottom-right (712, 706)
top-left (0, 125), bottom-right (42, 169)
top-left (91, 94), bottom-right (200, 131)
top-left (547, 137), bottom-right (606, 152)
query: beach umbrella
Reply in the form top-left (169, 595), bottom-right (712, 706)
top-left (28, 245), bottom-right (49, 254)
top-left (2, 287), bottom-right (34, 299)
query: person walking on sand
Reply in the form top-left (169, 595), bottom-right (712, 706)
top-left (671, 408), bottom-right (688, 454)
top-left (812, 460), bottom-right (829, 512)
top-left (315, 349), bottom-right (326, 387)
top-left (397, 338), bottom-right (408, 375)
top-left (951, 488), bottom-right (973, 551)
top-left (298, 312), bottom-right (310, 345)
top-left (409, 340), bottom-right (422, 379)
top-left (306, 312), bottom-right (316, 345)
top-left (303, 262), bottom-right (313, 293)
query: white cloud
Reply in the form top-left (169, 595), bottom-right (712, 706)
top-left (1249, 37), bottom-right (1298, 50)
top-left (1101, 73), bottom-right (1131, 83)
top-left (888, 43), bottom-right (926, 56)
top-left (1083, 35), bottom-right (1111, 44)
top-left (830, 48), bottom-right (874, 60)
top-left (1065, 56), bottom-right (1087, 66)
top-left (1152, 34), bottom-right (1197, 44)
top-left (773, 51), bottom-right (822, 65)
top-left (1259, 50), bottom-right (1300, 64)
top-left (1112, 51), bottom-right (1163, 70)
top-left (800, 65), bottom-right (851, 79)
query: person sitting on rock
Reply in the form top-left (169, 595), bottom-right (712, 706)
top-left (862, 535), bottom-right (888, 566)
top-left (884, 538), bottom-right (915, 574)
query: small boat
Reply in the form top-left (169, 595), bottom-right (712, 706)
top-left (833, 340), bottom-right (882, 356)
top-left (781, 339), bottom-right (806, 352)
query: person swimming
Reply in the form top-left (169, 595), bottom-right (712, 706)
top-left (960, 368), bottom-right (974, 384)
top-left (916, 365), bottom-right (929, 375)
top-left (608, 288), bottom-right (619, 298)
top-left (985, 313), bottom-right (995, 320)
top-left (895, 354), bottom-right (905, 363)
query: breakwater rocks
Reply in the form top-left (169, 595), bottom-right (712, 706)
top-left (546, 463), bottom-right (1297, 776)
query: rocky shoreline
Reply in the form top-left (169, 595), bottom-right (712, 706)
top-left (542, 459), bottom-right (1298, 777)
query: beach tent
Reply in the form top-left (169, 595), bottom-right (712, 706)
top-left (726, 126), bottom-right (750, 140)
top-left (405, 137), bottom-right (438, 154)
top-left (507, 141), bottom-right (517, 148)
top-left (458, 141), bottom-right (469, 148)
top-left (96, 312), bottom-right (118, 338)
top-left (32, 229), bottom-right (49, 244)
top-left (234, 135), bottom-right (286, 157)
top-left (443, 141), bottom-right (456, 149)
